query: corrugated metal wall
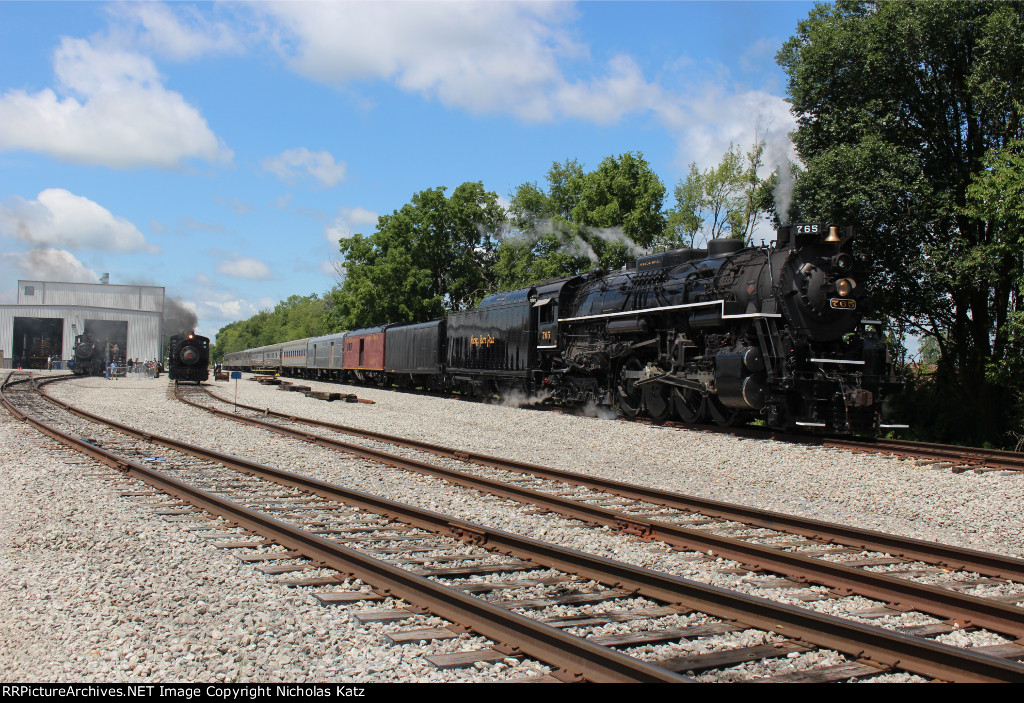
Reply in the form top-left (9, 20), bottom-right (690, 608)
top-left (17, 280), bottom-right (164, 312)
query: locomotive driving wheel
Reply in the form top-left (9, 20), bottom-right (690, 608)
top-left (642, 381), bottom-right (673, 422)
top-left (615, 356), bottom-right (645, 417)
top-left (671, 387), bottom-right (707, 423)
top-left (708, 395), bottom-right (743, 427)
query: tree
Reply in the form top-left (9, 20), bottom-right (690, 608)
top-left (211, 294), bottom-right (329, 360)
top-left (778, 0), bottom-right (1024, 445)
top-left (665, 139), bottom-right (774, 248)
top-left (329, 182), bottom-right (505, 329)
top-left (493, 152), bottom-right (666, 288)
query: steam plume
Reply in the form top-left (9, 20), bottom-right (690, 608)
top-left (164, 297), bottom-right (199, 336)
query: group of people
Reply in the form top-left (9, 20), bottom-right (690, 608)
top-left (105, 358), bottom-right (163, 379)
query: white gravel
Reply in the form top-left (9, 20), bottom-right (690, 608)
top-left (2, 371), bottom-right (1021, 682)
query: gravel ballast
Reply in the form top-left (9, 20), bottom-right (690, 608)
top-left (2, 371), bottom-right (1022, 682)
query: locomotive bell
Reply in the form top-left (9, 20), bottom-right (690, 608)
top-left (825, 226), bottom-right (842, 243)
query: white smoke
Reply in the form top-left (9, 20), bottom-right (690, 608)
top-left (497, 388), bottom-right (553, 408)
top-left (503, 216), bottom-right (653, 264)
top-left (763, 127), bottom-right (798, 226)
top-left (588, 225), bottom-right (646, 257)
top-left (580, 399), bottom-right (619, 421)
top-left (503, 217), bottom-right (600, 263)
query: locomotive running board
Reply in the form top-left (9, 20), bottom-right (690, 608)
top-left (560, 299), bottom-right (783, 323)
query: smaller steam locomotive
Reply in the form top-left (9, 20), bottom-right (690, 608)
top-left (168, 333), bottom-right (210, 384)
top-left (71, 334), bottom-right (104, 376)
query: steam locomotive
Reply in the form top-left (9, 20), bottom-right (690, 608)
top-left (71, 333), bottom-right (103, 376)
top-left (168, 333), bottom-right (210, 384)
top-left (224, 223), bottom-right (902, 434)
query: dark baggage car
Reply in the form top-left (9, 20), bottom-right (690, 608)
top-left (385, 319), bottom-right (445, 389)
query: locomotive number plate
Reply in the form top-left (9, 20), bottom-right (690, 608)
top-left (830, 298), bottom-right (857, 310)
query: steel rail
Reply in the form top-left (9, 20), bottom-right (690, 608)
top-left (821, 436), bottom-right (1024, 472)
top-left (1, 375), bottom-right (687, 683)
top-left (660, 417), bottom-right (1024, 472)
top-left (196, 386), bottom-right (1024, 577)
top-left (175, 384), bottom-right (1024, 639)
top-left (10, 378), bottom-right (1024, 681)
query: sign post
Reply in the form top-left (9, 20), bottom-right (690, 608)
top-left (230, 371), bottom-right (241, 412)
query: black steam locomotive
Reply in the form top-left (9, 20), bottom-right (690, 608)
top-left (168, 333), bottom-right (210, 384)
top-left (547, 222), bottom-right (900, 433)
top-left (71, 333), bottom-right (103, 376)
top-left (225, 223), bottom-right (901, 434)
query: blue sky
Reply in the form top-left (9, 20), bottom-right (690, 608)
top-left (0, 1), bottom-right (816, 339)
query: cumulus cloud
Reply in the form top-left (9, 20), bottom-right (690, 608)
top-left (658, 86), bottom-right (797, 172)
top-left (263, 148), bottom-right (347, 187)
top-left (255, 1), bottom-right (793, 161)
top-left (0, 188), bottom-right (159, 253)
top-left (215, 255), bottom-right (272, 281)
top-left (0, 37), bottom-right (232, 168)
top-left (0, 247), bottom-right (100, 283)
top-left (109, 2), bottom-right (243, 61)
top-left (196, 294), bottom-right (276, 337)
top-left (257, 2), bottom-right (590, 121)
top-left (324, 205), bottom-right (379, 243)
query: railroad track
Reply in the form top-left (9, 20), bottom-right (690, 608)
top-left (254, 369), bottom-right (1024, 472)
top-left (182, 381), bottom-right (1024, 636)
top-left (7, 371), bottom-right (1024, 682)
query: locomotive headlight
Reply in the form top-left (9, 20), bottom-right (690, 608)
top-left (836, 278), bottom-right (856, 297)
top-left (833, 253), bottom-right (853, 273)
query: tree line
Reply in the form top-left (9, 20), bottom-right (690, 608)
top-left (214, 1), bottom-right (1024, 449)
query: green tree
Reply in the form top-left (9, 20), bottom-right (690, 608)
top-left (778, 0), bottom-right (1024, 446)
top-left (329, 182), bottom-right (505, 329)
top-left (665, 139), bottom-right (773, 248)
top-left (493, 152), bottom-right (666, 288)
top-left (211, 294), bottom-right (329, 360)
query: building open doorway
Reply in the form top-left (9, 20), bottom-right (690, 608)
top-left (12, 317), bottom-right (63, 369)
top-left (85, 320), bottom-right (128, 364)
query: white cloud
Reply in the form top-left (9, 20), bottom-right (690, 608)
top-left (324, 206), bottom-right (379, 243)
top-left (653, 85), bottom-right (797, 172)
top-left (110, 2), bottom-right (243, 61)
top-left (258, 2), bottom-right (593, 122)
top-left (198, 294), bottom-right (275, 328)
top-left (0, 247), bottom-right (100, 283)
top-left (0, 188), bottom-right (159, 253)
top-left (255, 1), bottom-right (793, 159)
top-left (263, 148), bottom-right (346, 187)
top-left (550, 54), bottom-right (663, 124)
top-left (215, 255), bottom-right (272, 281)
top-left (0, 37), bottom-right (232, 168)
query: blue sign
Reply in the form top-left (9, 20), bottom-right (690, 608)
top-left (230, 371), bottom-right (241, 379)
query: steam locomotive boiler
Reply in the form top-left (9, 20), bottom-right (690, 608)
top-left (168, 332), bottom-right (210, 384)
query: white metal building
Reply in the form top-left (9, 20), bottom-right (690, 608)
top-left (0, 279), bottom-right (165, 369)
